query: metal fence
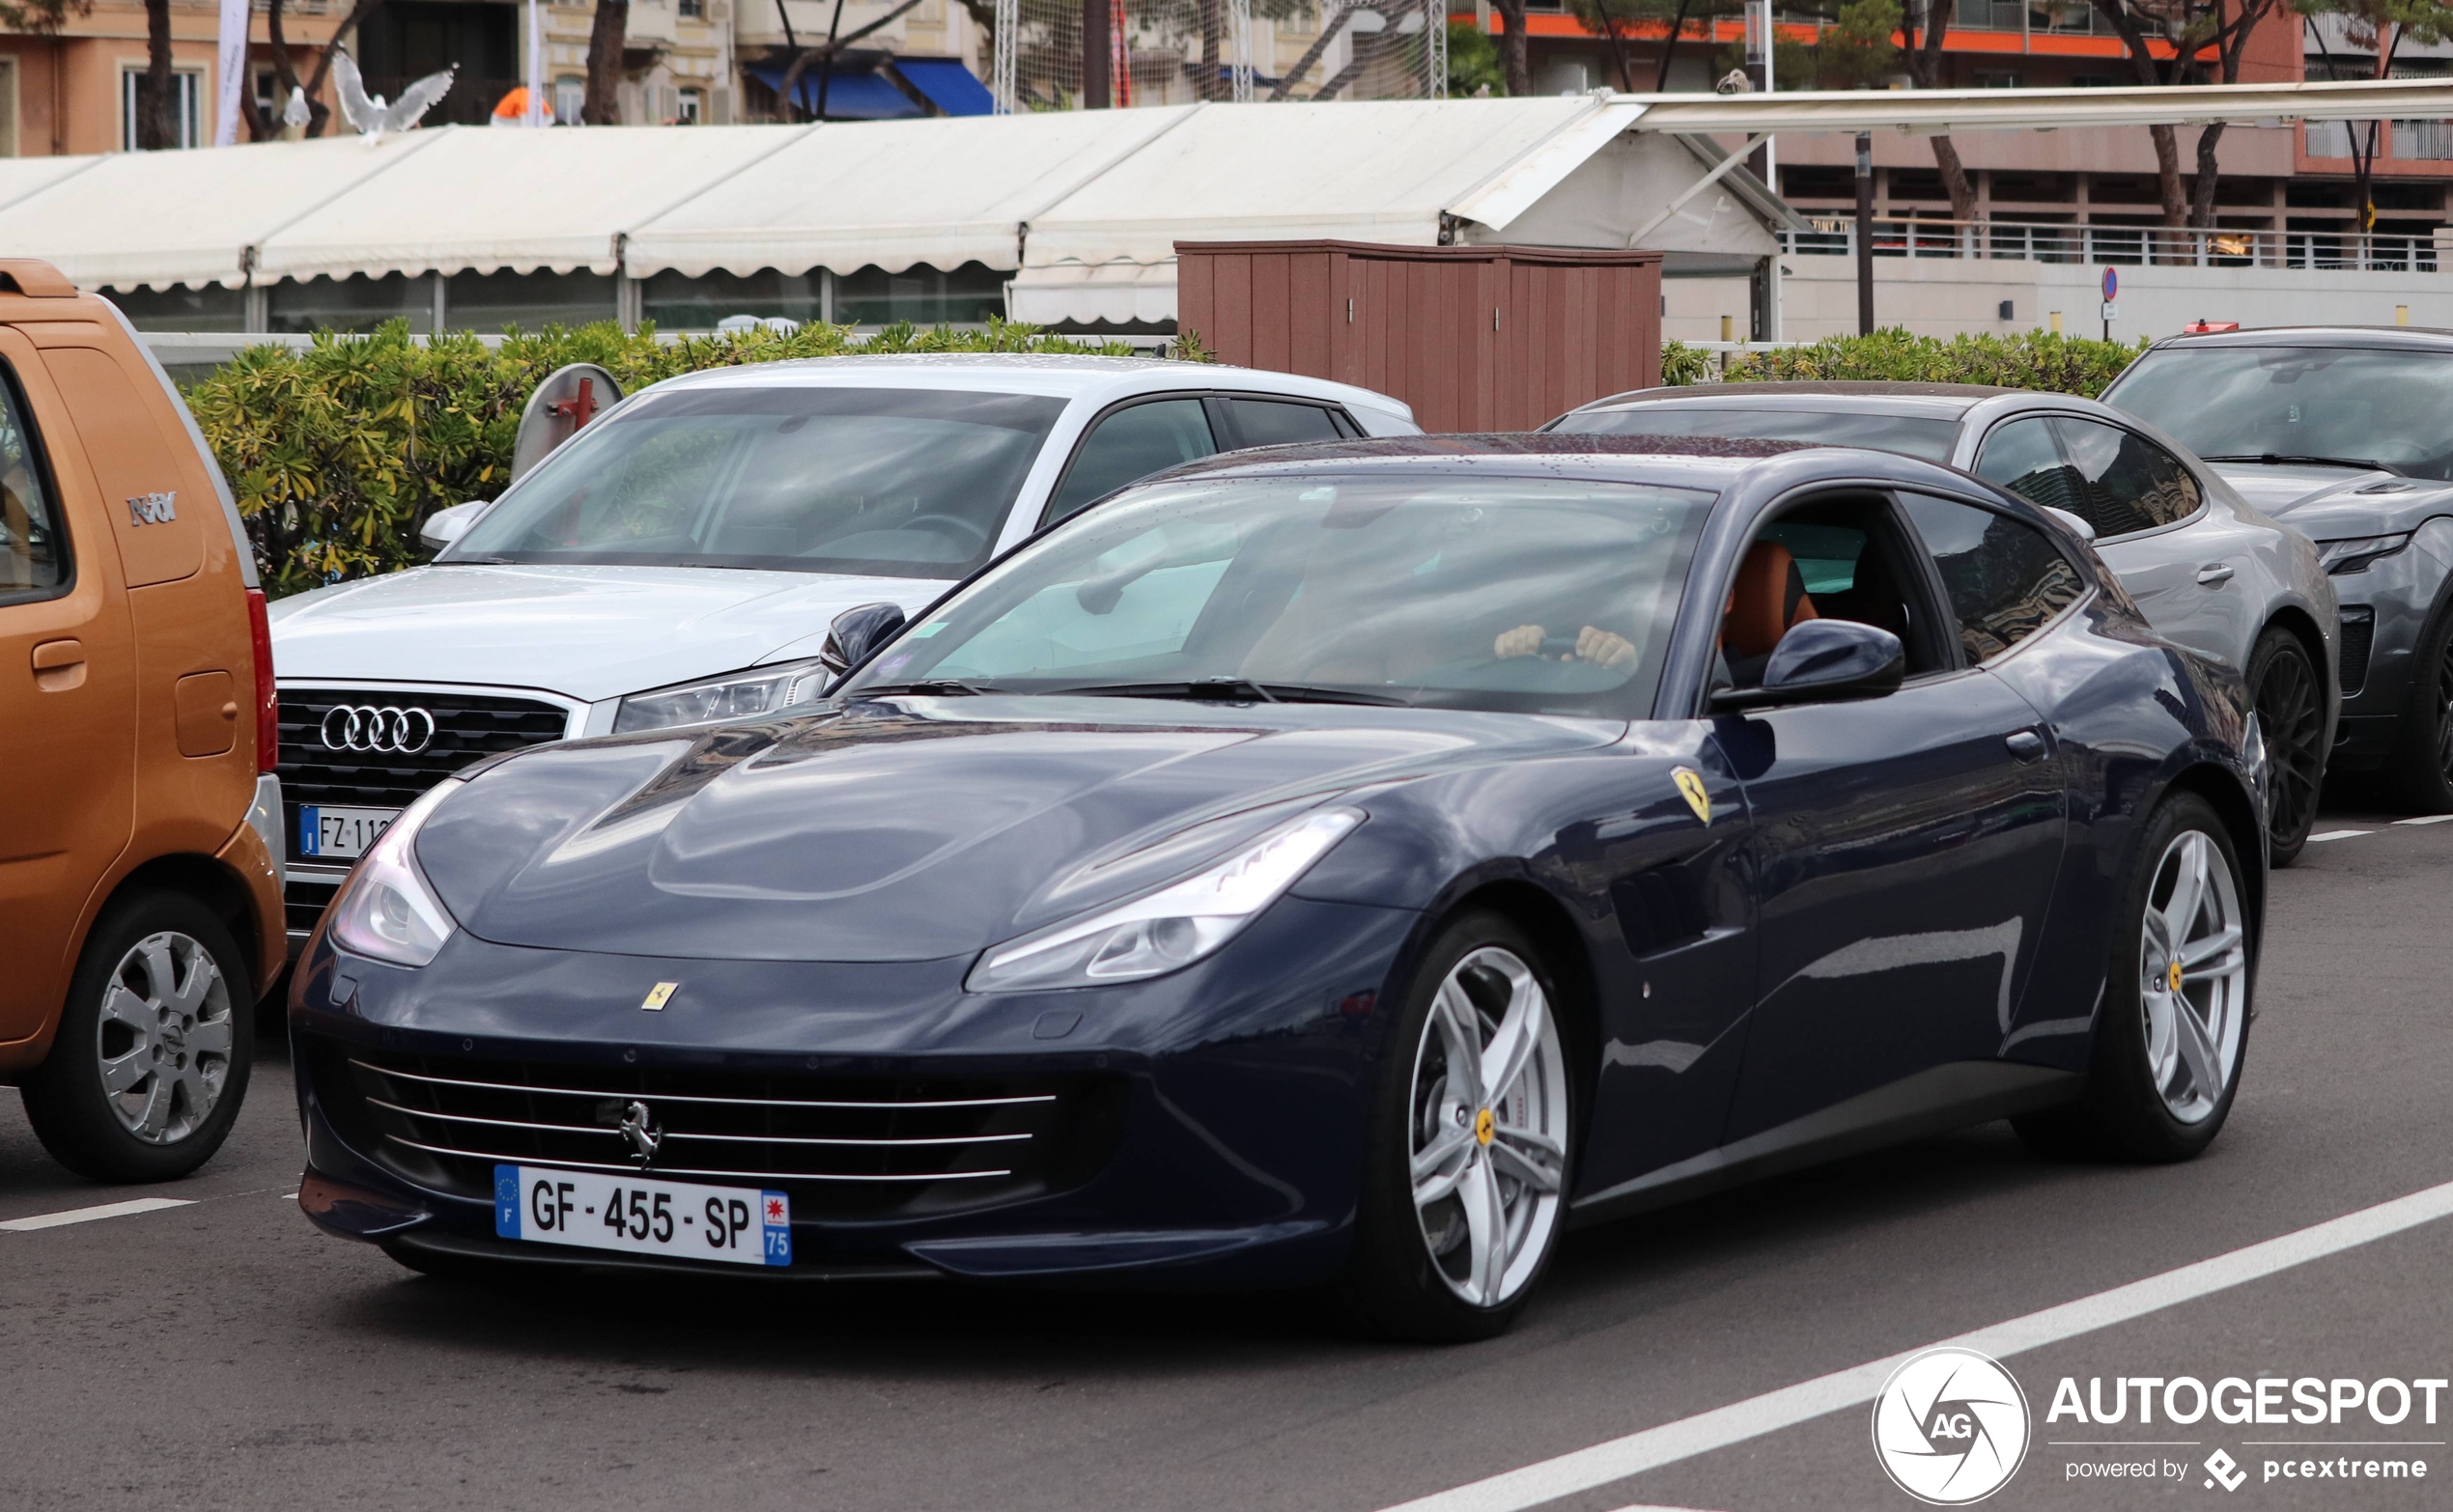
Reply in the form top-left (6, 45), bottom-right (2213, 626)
top-left (1781, 217), bottom-right (2443, 272)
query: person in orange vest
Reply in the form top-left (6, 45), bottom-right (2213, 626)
top-left (491, 85), bottom-right (554, 126)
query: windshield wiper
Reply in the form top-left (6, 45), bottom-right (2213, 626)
top-left (860, 678), bottom-right (995, 696)
top-left (2203, 453), bottom-right (2402, 474)
top-left (443, 553), bottom-right (514, 564)
top-left (1046, 679), bottom-right (1410, 707)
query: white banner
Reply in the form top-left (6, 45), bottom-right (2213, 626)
top-left (214, 0), bottom-right (248, 146)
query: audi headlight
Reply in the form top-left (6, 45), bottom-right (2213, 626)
top-left (2316, 533), bottom-right (2411, 574)
top-left (612, 658), bottom-right (832, 734)
top-left (966, 808), bottom-right (1363, 994)
top-left (326, 779), bottom-right (463, 968)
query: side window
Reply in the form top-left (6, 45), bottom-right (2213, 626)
top-left (0, 369), bottom-right (67, 603)
top-left (1043, 399), bottom-right (1218, 527)
top-left (1221, 398), bottom-right (1342, 448)
top-left (1900, 493), bottom-right (2086, 663)
top-left (1972, 417), bottom-right (2089, 520)
top-left (2050, 416), bottom-right (2203, 537)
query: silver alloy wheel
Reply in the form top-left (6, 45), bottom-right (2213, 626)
top-left (2138, 830), bottom-right (2248, 1124)
top-left (1408, 946), bottom-right (1569, 1307)
top-left (93, 931), bottom-right (236, 1145)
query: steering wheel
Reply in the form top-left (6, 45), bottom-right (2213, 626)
top-left (903, 514), bottom-right (992, 553)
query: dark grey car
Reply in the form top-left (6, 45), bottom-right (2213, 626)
top-left (2101, 328), bottom-right (2453, 816)
top-left (1548, 382), bottom-right (2338, 860)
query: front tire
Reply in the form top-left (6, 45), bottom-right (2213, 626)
top-left (1341, 912), bottom-right (1574, 1342)
top-left (21, 891), bottom-right (254, 1183)
top-left (2014, 794), bottom-right (2251, 1162)
top-left (2246, 627), bottom-right (2324, 864)
top-left (2385, 603), bottom-right (2453, 813)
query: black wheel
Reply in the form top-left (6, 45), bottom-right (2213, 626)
top-left (2246, 627), bottom-right (2325, 865)
top-left (2013, 794), bottom-right (2251, 1163)
top-left (21, 890), bottom-right (254, 1183)
top-left (2384, 603), bottom-right (2453, 813)
top-left (1340, 912), bottom-right (1575, 1343)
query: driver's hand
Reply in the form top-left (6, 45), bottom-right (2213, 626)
top-left (1575, 626), bottom-right (1638, 669)
top-left (1495, 624), bottom-right (1545, 659)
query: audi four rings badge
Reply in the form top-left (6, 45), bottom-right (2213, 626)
top-left (321, 705), bottom-right (437, 754)
top-left (127, 490), bottom-right (177, 526)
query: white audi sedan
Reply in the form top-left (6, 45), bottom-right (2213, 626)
top-left (268, 354), bottom-right (1419, 950)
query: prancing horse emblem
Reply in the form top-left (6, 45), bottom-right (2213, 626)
top-left (618, 1101), bottom-right (663, 1166)
top-left (1672, 766), bottom-right (1711, 826)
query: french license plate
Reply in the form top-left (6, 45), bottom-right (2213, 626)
top-left (298, 804), bottom-right (399, 860)
top-left (493, 1165), bottom-right (792, 1267)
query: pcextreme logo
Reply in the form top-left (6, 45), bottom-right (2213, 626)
top-left (1873, 1348), bottom-right (2033, 1504)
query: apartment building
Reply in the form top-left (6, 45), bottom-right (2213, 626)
top-left (1480, 1), bottom-right (2451, 253)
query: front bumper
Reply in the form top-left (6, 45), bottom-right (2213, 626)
top-left (290, 896), bottom-right (1418, 1288)
top-left (2327, 530), bottom-right (2453, 768)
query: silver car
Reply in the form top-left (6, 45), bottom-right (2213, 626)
top-left (1548, 382), bottom-right (2338, 861)
top-left (2101, 328), bottom-right (2453, 819)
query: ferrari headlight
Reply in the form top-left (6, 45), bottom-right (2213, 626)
top-left (327, 779), bottom-right (464, 968)
top-left (2315, 533), bottom-right (2411, 574)
top-left (966, 808), bottom-right (1363, 993)
top-left (612, 658), bottom-right (832, 733)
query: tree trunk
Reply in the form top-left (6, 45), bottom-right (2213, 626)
top-left (139, 0), bottom-right (176, 149)
top-left (1653, 0), bottom-right (1691, 92)
top-left (2149, 122), bottom-right (2187, 227)
top-left (1491, 0), bottom-right (1529, 96)
top-left (1903, 0), bottom-right (1976, 222)
top-left (1597, 0), bottom-right (1633, 91)
top-left (583, 0), bottom-right (630, 126)
top-left (2189, 122), bottom-right (2226, 229)
top-left (299, 0), bottom-right (384, 137)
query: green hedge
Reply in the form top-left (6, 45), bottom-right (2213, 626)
top-left (1660, 328), bottom-right (2147, 395)
top-left (189, 319), bottom-right (1187, 598)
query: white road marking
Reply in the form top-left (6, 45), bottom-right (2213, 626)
top-left (2305, 829), bottom-right (2374, 843)
top-left (2394, 814), bottom-right (2453, 826)
top-left (0, 1196), bottom-right (194, 1232)
top-left (1381, 1177), bottom-right (2453, 1512)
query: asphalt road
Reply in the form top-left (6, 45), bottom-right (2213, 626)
top-left (5, 795), bottom-right (2452, 1512)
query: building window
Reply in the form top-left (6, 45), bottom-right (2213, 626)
top-left (0, 59), bottom-right (16, 158)
top-left (679, 0), bottom-right (703, 16)
top-left (553, 74), bottom-right (585, 124)
top-left (1974, 70), bottom-right (2022, 89)
top-left (2391, 119), bottom-right (2453, 161)
top-left (676, 87), bottom-right (702, 124)
top-left (121, 67), bottom-right (202, 151)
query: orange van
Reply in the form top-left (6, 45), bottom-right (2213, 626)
top-left (0, 259), bottom-right (282, 1182)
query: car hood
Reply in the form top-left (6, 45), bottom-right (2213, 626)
top-left (267, 564), bottom-right (946, 703)
top-left (412, 697), bottom-right (1622, 963)
top-left (2207, 464), bottom-right (2453, 540)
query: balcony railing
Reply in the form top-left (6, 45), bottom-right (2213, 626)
top-left (1780, 217), bottom-right (2442, 272)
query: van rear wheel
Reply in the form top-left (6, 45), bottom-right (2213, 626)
top-left (21, 891), bottom-right (254, 1183)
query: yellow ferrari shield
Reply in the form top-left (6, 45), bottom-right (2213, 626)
top-left (1673, 767), bottom-right (1711, 826)
top-left (640, 981), bottom-right (679, 1011)
top-left (1474, 1107), bottom-right (1496, 1146)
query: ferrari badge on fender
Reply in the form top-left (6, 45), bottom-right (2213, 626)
top-left (1673, 767), bottom-right (1711, 826)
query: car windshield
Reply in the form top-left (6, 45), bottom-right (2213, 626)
top-left (2108, 346), bottom-right (2453, 479)
top-left (447, 385), bottom-right (1067, 576)
top-left (842, 471), bottom-right (1714, 717)
top-left (1553, 405), bottom-right (1961, 462)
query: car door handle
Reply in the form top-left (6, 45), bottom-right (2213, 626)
top-left (30, 637), bottom-right (85, 692)
top-left (2004, 729), bottom-right (2047, 763)
top-left (2195, 563), bottom-right (2236, 586)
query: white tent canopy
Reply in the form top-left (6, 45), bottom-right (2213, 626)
top-left (2, 77), bottom-right (2449, 321)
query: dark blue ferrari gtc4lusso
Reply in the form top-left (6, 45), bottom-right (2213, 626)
top-left (291, 434), bottom-right (2268, 1340)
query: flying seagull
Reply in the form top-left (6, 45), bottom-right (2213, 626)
top-left (281, 87), bottom-right (311, 130)
top-left (331, 47), bottom-right (456, 143)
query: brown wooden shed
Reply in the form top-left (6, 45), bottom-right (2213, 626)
top-left (1173, 239), bottom-right (1663, 434)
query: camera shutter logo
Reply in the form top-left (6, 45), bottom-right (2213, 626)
top-left (1871, 1347), bottom-right (2031, 1504)
top-left (319, 705), bottom-right (437, 755)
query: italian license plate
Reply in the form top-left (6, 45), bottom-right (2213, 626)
top-left (493, 1165), bottom-right (792, 1267)
top-left (298, 804), bottom-right (399, 860)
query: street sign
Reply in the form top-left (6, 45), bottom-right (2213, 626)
top-left (2101, 267), bottom-right (2119, 300)
top-left (2101, 300), bottom-right (2118, 322)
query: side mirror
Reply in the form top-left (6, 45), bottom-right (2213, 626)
top-left (2040, 505), bottom-right (2097, 543)
top-left (1710, 619), bottom-right (1904, 712)
top-left (819, 602), bottom-right (908, 676)
top-left (420, 499), bottom-right (489, 553)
